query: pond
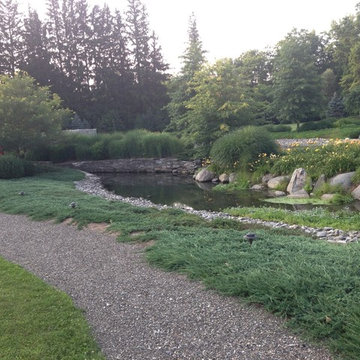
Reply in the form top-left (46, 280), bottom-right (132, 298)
top-left (99, 173), bottom-right (360, 212)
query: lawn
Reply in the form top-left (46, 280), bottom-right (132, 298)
top-left (0, 256), bottom-right (104, 360)
top-left (1, 167), bottom-right (360, 359)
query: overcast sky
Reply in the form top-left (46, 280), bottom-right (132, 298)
top-left (22, 0), bottom-right (359, 73)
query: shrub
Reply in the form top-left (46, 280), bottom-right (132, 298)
top-left (272, 140), bottom-right (360, 178)
top-left (210, 127), bottom-right (279, 171)
top-left (265, 124), bottom-right (292, 132)
top-left (0, 155), bottom-right (34, 179)
top-left (298, 119), bottom-right (334, 132)
top-left (48, 144), bottom-right (76, 163)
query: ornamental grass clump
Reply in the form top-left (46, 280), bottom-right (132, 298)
top-left (210, 127), bottom-right (278, 172)
top-left (0, 155), bottom-right (34, 179)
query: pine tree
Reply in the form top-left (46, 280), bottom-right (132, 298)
top-left (180, 13), bottom-right (206, 80)
top-left (328, 92), bottom-right (345, 118)
top-left (166, 13), bottom-right (206, 132)
top-left (0, 0), bottom-right (23, 76)
top-left (22, 9), bottom-right (54, 86)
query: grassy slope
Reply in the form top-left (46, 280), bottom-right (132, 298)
top-left (1, 167), bottom-right (360, 359)
top-left (225, 206), bottom-right (360, 231)
top-left (0, 256), bottom-right (104, 360)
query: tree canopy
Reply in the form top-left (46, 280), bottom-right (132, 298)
top-left (0, 73), bottom-right (71, 154)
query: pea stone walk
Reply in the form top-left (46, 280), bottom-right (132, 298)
top-left (0, 212), bottom-right (332, 359)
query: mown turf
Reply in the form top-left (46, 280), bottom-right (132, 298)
top-left (225, 206), bottom-right (360, 231)
top-left (1, 167), bottom-right (360, 359)
top-left (0, 256), bottom-right (104, 360)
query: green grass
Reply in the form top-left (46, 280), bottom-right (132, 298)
top-left (225, 206), bottom-right (360, 231)
top-left (1, 167), bottom-right (360, 359)
top-left (268, 124), bottom-right (360, 140)
top-left (0, 256), bottom-right (104, 360)
top-left (263, 197), bottom-right (330, 205)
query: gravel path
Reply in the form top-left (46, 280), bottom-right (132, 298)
top-left (0, 213), bottom-right (333, 360)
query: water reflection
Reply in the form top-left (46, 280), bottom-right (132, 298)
top-left (99, 173), bottom-right (360, 212)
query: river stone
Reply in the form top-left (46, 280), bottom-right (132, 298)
top-left (267, 176), bottom-right (290, 190)
top-left (251, 184), bottom-right (265, 191)
top-left (229, 173), bottom-right (237, 183)
top-left (287, 168), bottom-right (308, 194)
top-left (219, 173), bottom-right (229, 183)
top-left (261, 174), bottom-right (274, 184)
top-left (351, 185), bottom-right (360, 200)
top-left (321, 194), bottom-right (336, 201)
top-left (287, 189), bottom-right (310, 199)
top-left (195, 168), bottom-right (215, 182)
top-left (313, 174), bottom-right (326, 192)
top-left (268, 190), bottom-right (286, 197)
top-left (329, 172), bottom-right (355, 190)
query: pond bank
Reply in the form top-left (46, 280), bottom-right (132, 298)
top-left (75, 172), bottom-right (360, 244)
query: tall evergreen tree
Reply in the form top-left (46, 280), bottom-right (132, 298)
top-left (0, 0), bottom-right (23, 76)
top-left (22, 9), bottom-right (54, 86)
top-left (166, 13), bottom-right (206, 133)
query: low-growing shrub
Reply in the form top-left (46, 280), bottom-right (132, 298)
top-left (265, 124), bottom-right (292, 132)
top-left (298, 119), bottom-right (334, 132)
top-left (0, 155), bottom-right (34, 179)
top-left (210, 127), bottom-right (278, 171)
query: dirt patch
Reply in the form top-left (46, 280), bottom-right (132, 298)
top-left (134, 240), bottom-right (156, 249)
top-left (129, 231), bottom-right (146, 238)
top-left (62, 218), bottom-right (76, 226)
top-left (87, 222), bottom-right (110, 233)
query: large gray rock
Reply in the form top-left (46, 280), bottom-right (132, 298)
top-left (268, 190), bottom-right (286, 197)
top-left (195, 168), bottom-right (215, 182)
top-left (287, 189), bottom-right (310, 199)
top-left (251, 184), bottom-right (265, 191)
top-left (229, 173), bottom-right (237, 183)
top-left (313, 174), bottom-right (326, 192)
top-left (351, 185), bottom-right (360, 200)
top-left (329, 172), bottom-right (355, 190)
top-left (287, 168), bottom-right (308, 194)
top-left (261, 174), bottom-right (274, 184)
top-left (321, 194), bottom-right (336, 201)
top-left (219, 173), bottom-right (229, 183)
top-left (267, 176), bottom-right (290, 190)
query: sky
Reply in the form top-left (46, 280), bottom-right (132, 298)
top-left (22, 0), bottom-right (359, 73)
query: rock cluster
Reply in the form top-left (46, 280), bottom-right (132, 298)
top-left (75, 172), bottom-right (359, 244)
top-left (70, 158), bottom-right (201, 175)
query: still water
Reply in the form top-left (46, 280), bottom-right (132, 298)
top-left (99, 173), bottom-right (360, 212)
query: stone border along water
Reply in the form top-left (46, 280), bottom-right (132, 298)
top-left (75, 172), bottom-right (360, 245)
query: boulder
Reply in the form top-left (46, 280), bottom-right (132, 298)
top-left (267, 176), bottom-right (290, 190)
top-left (212, 178), bottom-right (219, 183)
top-left (229, 173), bottom-right (237, 183)
top-left (251, 184), bottom-right (265, 191)
top-left (321, 194), bottom-right (336, 201)
top-left (287, 168), bottom-right (308, 194)
top-left (219, 173), bottom-right (229, 183)
top-left (261, 174), bottom-right (274, 184)
top-left (268, 190), bottom-right (286, 197)
top-left (287, 189), bottom-right (310, 199)
top-left (195, 168), bottom-right (215, 182)
top-left (313, 174), bottom-right (326, 192)
top-left (329, 172), bottom-right (355, 191)
top-left (351, 185), bottom-right (360, 200)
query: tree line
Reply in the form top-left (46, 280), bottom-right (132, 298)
top-left (0, 0), bottom-right (169, 131)
top-left (2, 1), bottom-right (360, 157)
